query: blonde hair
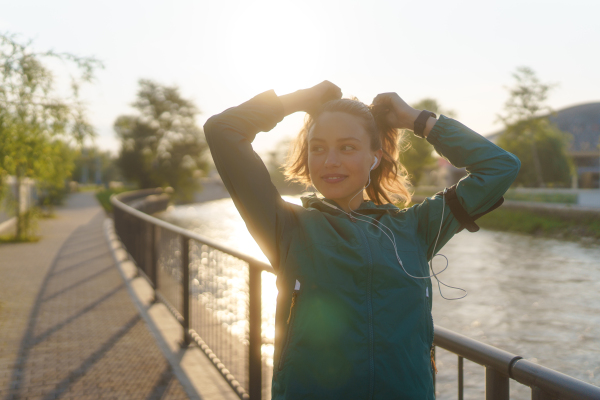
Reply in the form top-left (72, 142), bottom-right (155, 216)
top-left (284, 98), bottom-right (412, 206)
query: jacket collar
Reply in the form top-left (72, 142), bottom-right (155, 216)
top-left (300, 193), bottom-right (401, 215)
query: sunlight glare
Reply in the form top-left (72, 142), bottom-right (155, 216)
top-left (222, 1), bottom-right (326, 96)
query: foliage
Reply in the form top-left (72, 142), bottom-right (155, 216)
top-left (95, 187), bottom-right (130, 214)
top-left (115, 79), bottom-right (209, 201)
top-left (0, 32), bottom-right (102, 239)
top-left (399, 99), bottom-right (456, 186)
top-left (267, 137), bottom-right (307, 194)
top-left (36, 140), bottom-right (77, 207)
top-left (496, 67), bottom-right (574, 187)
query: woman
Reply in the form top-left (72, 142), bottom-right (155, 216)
top-left (204, 81), bottom-right (520, 399)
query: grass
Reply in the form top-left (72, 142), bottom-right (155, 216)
top-left (412, 187), bottom-right (579, 205)
top-left (476, 208), bottom-right (600, 241)
top-left (0, 234), bottom-right (40, 243)
top-left (78, 184), bottom-right (106, 192)
top-left (502, 191), bottom-right (578, 204)
top-left (95, 187), bottom-right (131, 213)
top-left (400, 194), bottom-right (600, 242)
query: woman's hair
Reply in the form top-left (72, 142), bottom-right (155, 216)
top-left (283, 98), bottom-right (413, 206)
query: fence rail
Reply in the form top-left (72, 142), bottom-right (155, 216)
top-left (111, 189), bottom-right (600, 400)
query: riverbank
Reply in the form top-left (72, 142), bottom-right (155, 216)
top-left (409, 194), bottom-right (600, 243)
top-left (476, 207), bottom-right (600, 243)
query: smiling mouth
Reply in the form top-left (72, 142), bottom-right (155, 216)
top-left (321, 175), bottom-right (347, 183)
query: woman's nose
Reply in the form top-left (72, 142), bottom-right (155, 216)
top-left (324, 151), bottom-right (341, 168)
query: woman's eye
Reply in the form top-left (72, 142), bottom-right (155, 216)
top-left (341, 145), bottom-right (355, 151)
top-left (310, 146), bottom-right (324, 152)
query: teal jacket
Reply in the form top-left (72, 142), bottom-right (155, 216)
top-left (204, 90), bottom-right (520, 399)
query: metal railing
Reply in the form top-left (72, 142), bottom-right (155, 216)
top-left (111, 189), bottom-right (600, 400)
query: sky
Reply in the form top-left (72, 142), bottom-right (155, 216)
top-left (2, 0), bottom-right (599, 157)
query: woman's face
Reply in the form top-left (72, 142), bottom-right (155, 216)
top-left (308, 111), bottom-right (382, 211)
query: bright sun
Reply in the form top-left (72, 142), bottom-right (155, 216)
top-left (221, 1), bottom-right (327, 96)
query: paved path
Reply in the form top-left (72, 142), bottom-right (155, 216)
top-left (0, 193), bottom-right (189, 400)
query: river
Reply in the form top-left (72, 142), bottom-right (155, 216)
top-left (158, 196), bottom-right (600, 399)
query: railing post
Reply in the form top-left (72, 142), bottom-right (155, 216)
top-left (486, 367), bottom-right (509, 400)
top-left (458, 356), bottom-right (464, 400)
top-left (248, 264), bottom-right (262, 400)
top-left (150, 224), bottom-right (158, 301)
top-left (182, 236), bottom-right (190, 346)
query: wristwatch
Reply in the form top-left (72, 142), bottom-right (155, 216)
top-left (413, 110), bottom-right (437, 138)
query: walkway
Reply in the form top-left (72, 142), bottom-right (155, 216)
top-left (0, 193), bottom-right (189, 400)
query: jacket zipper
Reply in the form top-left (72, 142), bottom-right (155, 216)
top-left (356, 226), bottom-right (375, 400)
top-left (278, 280), bottom-right (301, 371)
top-left (428, 289), bottom-right (436, 375)
top-left (430, 312), bottom-right (437, 374)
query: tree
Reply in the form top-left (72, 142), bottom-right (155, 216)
top-left (267, 137), bottom-right (306, 195)
top-left (36, 139), bottom-right (77, 208)
top-left (0, 33), bottom-right (102, 239)
top-left (399, 99), bottom-right (456, 186)
top-left (497, 67), bottom-right (574, 187)
top-left (115, 79), bottom-right (209, 201)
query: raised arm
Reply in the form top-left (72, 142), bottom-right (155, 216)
top-left (372, 93), bottom-right (521, 260)
top-left (203, 81), bottom-right (342, 268)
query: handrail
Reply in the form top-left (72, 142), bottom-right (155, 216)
top-left (434, 326), bottom-right (523, 376)
top-left (111, 192), bottom-right (274, 273)
top-left (111, 189), bottom-right (600, 400)
top-left (434, 326), bottom-right (600, 399)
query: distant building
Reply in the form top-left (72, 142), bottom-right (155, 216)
top-left (487, 102), bottom-right (600, 188)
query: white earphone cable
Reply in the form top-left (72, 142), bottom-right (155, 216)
top-left (321, 165), bottom-right (467, 300)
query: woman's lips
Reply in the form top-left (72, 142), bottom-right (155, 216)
top-left (321, 174), bottom-right (347, 183)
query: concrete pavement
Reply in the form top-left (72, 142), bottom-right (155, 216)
top-left (0, 193), bottom-right (189, 400)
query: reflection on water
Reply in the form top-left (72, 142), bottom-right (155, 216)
top-left (158, 197), bottom-right (600, 399)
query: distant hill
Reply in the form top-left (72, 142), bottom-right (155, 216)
top-left (487, 102), bottom-right (600, 153)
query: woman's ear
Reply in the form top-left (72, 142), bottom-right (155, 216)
top-left (372, 149), bottom-right (383, 170)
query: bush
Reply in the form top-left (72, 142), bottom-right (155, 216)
top-left (95, 188), bottom-right (130, 214)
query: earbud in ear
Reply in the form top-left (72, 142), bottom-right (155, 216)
top-left (370, 156), bottom-right (378, 171)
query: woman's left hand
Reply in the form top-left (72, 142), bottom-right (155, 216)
top-left (371, 92), bottom-right (421, 131)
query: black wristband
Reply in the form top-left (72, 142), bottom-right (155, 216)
top-left (413, 110), bottom-right (437, 138)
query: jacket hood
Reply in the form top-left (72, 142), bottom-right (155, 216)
top-left (300, 193), bottom-right (402, 216)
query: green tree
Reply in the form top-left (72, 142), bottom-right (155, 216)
top-left (400, 99), bottom-right (456, 186)
top-left (0, 33), bottom-right (102, 239)
top-left (36, 139), bottom-right (77, 207)
top-left (267, 137), bottom-right (306, 195)
top-left (115, 79), bottom-right (209, 201)
top-left (497, 67), bottom-right (573, 187)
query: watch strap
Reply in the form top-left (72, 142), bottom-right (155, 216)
top-left (413, 110), bottom-right (437, 138)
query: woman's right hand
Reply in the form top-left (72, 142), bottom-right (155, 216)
top-left (371, 92), bottom-right (421, 131)
top-left (279, 80), bottom-right (342, 115)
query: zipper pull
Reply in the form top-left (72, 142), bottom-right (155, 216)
top-left (287, 293), bottom-right (297, 324)
top-left (287, 280), bottom-right (301, 324)
top-left (430, 347), bottom-right (438, 374)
